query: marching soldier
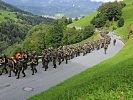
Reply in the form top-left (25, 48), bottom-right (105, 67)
top-left (53, 53), bottom-right (57, 69)
top-left (64, 50), bottom-right (68, 64)
top-left (104, 43), bottom-right (108, 54)
top-left (58, 50), bottom-right (62, 65)
top-left (30, 56), bottom-right (37, 75)
top-left (0, 54), bottom-right (8, 75)
top-left (42, 54), bottom-right (48, 71)
top-left (33, 51), bottom-right (38, 65)
top-left (113, 39), bottom-right (116, 46)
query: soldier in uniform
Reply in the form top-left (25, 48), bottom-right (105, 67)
top-left (33, 51), bottom-right (38, 65)
top-left (104, 43), bottom-right (108, 54)
top-left (42, 53), bottom-right (48, 71)
top-left (113, 39), bottom-right (116, 46)
top-left (58, 50), bottom-right (62, 65)
top-left (52, 52), bottom-right (57, 69)
top-left (64, 50), bottom-right (68, 64)
top-left (30, 56), bottom-right (37, 75)
top-left (0, 54), bottom-right (8, 75)
top-left (61, 50), bottom-right (64, 62)
top-left (8, 57), bottom-right (17, 77)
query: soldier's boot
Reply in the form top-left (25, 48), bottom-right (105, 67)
top-left (32, 69), bottom-right (34, 75)
top-left (66, 59), bottom-right (68, 64)
top-left (16, 71), bottom-right (21, 79)
top-left (59, 61), bottom-right (61, 65)
top-left (59, 59), bottom-right (61, 65)
top-left (62, 58), bottom-right (64, 62)
top-left (83, 53), bottom-right (85, 56)
top-left (78, 52), bottom-right (80, 56)
top-left (71, 55), bottom-right (74, 59)
top-left (8, 69), bottom-right (11, 77)
top-left (22, 70), bottom-right (26, 77)
top-left (35, 68), bottom-right (37, 73)
top-left (44, 66), bottom-right (46, 71)
top-left (15, 70), bottom-right (18, 76)
top-left (31, 66), bottom-right (34, 75)
top-left (53, 64), bottom-right (56, 69)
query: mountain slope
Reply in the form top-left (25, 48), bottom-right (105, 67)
top-left (4, 0), bottom-right (102, 17)
top-left (0, 1), bottom-right (54, 25)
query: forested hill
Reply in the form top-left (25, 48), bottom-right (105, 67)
top-left (0, 1), bottom-right (54, 25)
top-left (0, 0), bottom-right (32, 15)
top-left (0, 0), bottom-right (55, 54)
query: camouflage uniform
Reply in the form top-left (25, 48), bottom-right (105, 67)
top-left (42, 54), bottom-right (48, 71)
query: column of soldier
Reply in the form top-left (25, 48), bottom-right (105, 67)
top-left (0, 33), bottom-right (115, 79)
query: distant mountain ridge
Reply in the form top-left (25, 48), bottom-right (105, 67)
top-left (0, 1), bottom-right (54, 25)
top-left (3, 0), bottom-right (102, 17)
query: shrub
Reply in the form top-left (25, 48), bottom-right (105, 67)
top-left (118, 18), bottom-right (124, 27)
top-left (91, 13), bottom-right (107, 28)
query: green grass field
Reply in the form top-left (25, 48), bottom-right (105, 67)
top-left (124, 0), bottom-right (133, 4)
top-left (0, 10), bottom-right (18, 23)
top-left (68, 12), bottom-right (97, 27)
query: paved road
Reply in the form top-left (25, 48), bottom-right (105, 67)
top-left (0, 33), bottom-right (124, 100)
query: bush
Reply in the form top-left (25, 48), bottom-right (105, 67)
top-left (91, 13), bottom-right (107, 28)
top-left (82, 25), bottom-right (95, 39)
top-left (118, 18), bottom-right (124, 27)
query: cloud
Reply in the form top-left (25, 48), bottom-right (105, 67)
top-left (90, 0), bottom-right (123, 3)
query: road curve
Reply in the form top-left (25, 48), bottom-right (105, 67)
top-left (0, 33), bottom-right (124, 100)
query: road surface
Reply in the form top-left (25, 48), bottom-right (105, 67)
top-left (0, 33), bottom-right (124, 100)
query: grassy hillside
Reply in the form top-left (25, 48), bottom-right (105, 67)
top-left (0, 10), bottom-right (18, 22)
top-left (68, 12), bottom-right (97, 27)
top-left (0, 1), bottom-right (54, 25)
top-left (124, 0), bottom-right (133, 4)
top-left (115, 4), bottom-right (133, 39)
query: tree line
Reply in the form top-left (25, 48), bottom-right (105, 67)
top-left (0, 19), bottom-right (31, 53)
